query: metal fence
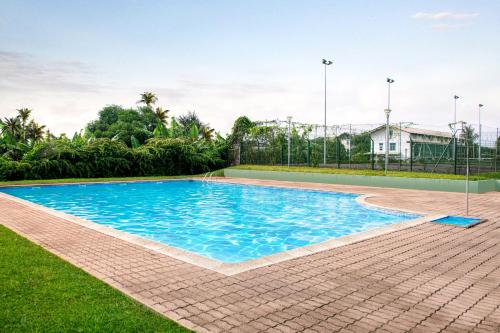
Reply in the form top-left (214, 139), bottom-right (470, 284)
top-left (233, 119), bottom-right (500, 175)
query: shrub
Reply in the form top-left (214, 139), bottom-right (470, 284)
top-left (0, 138), bottom-right (225, 181)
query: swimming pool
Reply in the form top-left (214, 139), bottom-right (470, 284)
top-left (0, 180), bottom-right (419, 263)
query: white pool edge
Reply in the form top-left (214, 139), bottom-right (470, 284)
top-left (0, 181), bottom-right (445, 276)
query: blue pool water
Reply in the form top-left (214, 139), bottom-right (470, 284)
top-left (1, 180), bottom-right (419, 263)
top-left (432, 216), bottom-right (482, 228)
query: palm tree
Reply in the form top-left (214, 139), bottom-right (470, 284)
top-left (1, 117), bottom-right (21, 140)
top-left (45, 129), bottom-right (56, 141)
top-left (17, 108), bottom-right (32, 142)
top-left (154, 107), bottom-right (169, 124)
top-left (138, 92), bottom-right (158, 109)
top-left (200, 126), bottom-right (215, 142)
top-left (27, 121), bottom-right (46, 143)
top-left (462, 125), bottom-right (478, 144)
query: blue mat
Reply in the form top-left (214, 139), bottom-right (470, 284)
top-left (431, 216), bottom-right (484, 228)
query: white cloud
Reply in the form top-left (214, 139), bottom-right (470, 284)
top-left (412, 12), bottom-right (479, 20)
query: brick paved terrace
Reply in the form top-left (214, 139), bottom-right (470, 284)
top-left (1, 178), bottom-right (499, 332)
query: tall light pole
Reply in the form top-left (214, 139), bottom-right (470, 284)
top-left (322, 59), bottom-right (333, 165)
top-left (453, 95), bottom-right (459, 130)
top-left (478, 104), bottom-right (483, 173)
top-left (385, 78), bottom-right (394, 174)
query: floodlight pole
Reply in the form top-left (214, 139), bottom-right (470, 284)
top-left (465, 125), bottom-right (470, 216)
top-left (385, 78), bottom-right (394, 174)
top-left (453, 95), bottom-right (459, 127)
top-left (478, 104), bottom-right (483, 173)
top-left (322, 59), bottom-right (333, 165)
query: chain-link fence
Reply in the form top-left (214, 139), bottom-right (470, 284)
top-left (232, 119), bottom-right (500, 175)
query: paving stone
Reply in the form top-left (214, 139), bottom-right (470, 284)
top-left (1, 179), bottom-right (500, 332)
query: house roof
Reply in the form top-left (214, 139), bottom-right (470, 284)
top-left (368, 125), bottom-right (453, 139)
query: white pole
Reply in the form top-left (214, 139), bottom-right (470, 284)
top-left (466, 135), bottom-right (469, 216)
top-left (385, 111), bottom-right (390, 174)
top-left (454, 95), bottom-right (459, 126)
top-left (384, 78), bottom-right (393, 174)
top-left (324, 63), bottom-right (327, 165)
top-left (399, 121), bottom-right (402, 168)
top-left (478, 104), bottom-right (483, 173)
top-left (322, 59), bottom-right (333, 165)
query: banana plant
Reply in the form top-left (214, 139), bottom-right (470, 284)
top-left (153, 122), bottom-right (169, 138)
top-left (189, 124), bottom-right (199, 141)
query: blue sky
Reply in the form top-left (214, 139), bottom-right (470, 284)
top-left (1, 0), bottom-right (499, 135)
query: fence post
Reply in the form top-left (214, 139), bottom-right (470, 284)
top-left (410, 139), bottom-right (413, 172)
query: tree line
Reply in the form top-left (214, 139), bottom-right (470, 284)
top-left (0, 92), bottom-right (235, 180)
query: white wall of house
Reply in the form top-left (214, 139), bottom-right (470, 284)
top-left (370, 128), bottom-right (411, 159)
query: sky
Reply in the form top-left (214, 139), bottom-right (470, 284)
top-left (1, 0), bottom-right (499, 136)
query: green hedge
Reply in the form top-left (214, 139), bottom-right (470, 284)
top-left (0, 138), bottom-right (225, 181)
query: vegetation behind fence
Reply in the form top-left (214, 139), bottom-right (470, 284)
top-left (235, 119), bottom-right (500, 175)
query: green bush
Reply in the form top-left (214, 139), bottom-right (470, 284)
top-left (0, 138), bottom-right (225, 181)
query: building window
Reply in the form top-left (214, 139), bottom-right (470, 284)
top-left (379, 143), bottom-right (383, 151)
top-left (390, 142), bottom-right (396, 151)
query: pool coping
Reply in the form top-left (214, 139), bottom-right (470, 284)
top-left (0, 178), bottom-right (446, 276)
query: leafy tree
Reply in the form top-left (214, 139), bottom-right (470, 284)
top-left (178, 111), bottom-right (204, 132)
top-left (86, 105), bottom-right (155, 147)
top-left (462, 125), bottom-right (478, 144)
top-left (350, 132), bottom-right (372, 162)
top-left (228, 116), bottom-right (255, 146)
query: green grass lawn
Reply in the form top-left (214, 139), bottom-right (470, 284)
top-left (0, 225), bottom-right (190, 333)
top-left (229, 165), bottom-right (500, 180)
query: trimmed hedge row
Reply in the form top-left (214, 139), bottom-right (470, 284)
top-left (0, 138), bottom-right (226, 181)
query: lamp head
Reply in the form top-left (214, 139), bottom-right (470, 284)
top-left (479, 104), bottom-right (484, 108)
top-left (454, 95), bottom-right (459, 99)
top-left (322, 59), bottom-right (333, 65)
top-left (386, 78), bottom-right (394, 83)
top-left (384, 108), bottom-right (392, 116)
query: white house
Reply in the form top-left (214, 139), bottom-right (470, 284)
top-left (369, 126), bottom-right (453, 160)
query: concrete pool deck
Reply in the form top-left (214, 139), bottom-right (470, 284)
top-left (1, 178), bottom-right (499, 332)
